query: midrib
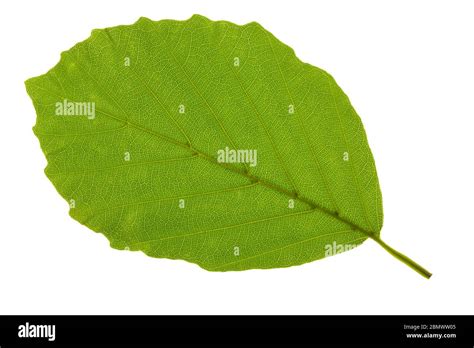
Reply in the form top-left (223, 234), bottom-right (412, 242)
top-left (94, 107), bottom-right (376, 239)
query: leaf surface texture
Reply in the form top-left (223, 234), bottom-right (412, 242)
top-left (26, 15), bottom-right (402, 273)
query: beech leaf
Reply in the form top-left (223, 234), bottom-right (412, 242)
top-left (25, 15), bottom-right (431, 278)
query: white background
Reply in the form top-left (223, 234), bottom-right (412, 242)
top-left (0, 0), bottom-right (473, 314)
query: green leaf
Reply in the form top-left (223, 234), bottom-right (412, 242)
top-left (25, 15), bottom-right (431, 278)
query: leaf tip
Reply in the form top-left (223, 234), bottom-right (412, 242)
top-left (189, 14), bottom-right (211, 22)
top-left (137, 16), bottom-right (153, 23)
top-left (246, 21), bottom-right (264, 30)
top-left (24, 76), bottom-right (36, 95)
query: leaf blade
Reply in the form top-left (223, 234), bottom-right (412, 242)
top-left (25, 15), bottom-right (430, 277)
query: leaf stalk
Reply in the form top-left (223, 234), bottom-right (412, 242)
top-left (369, 234), bottom-right (432, 279)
